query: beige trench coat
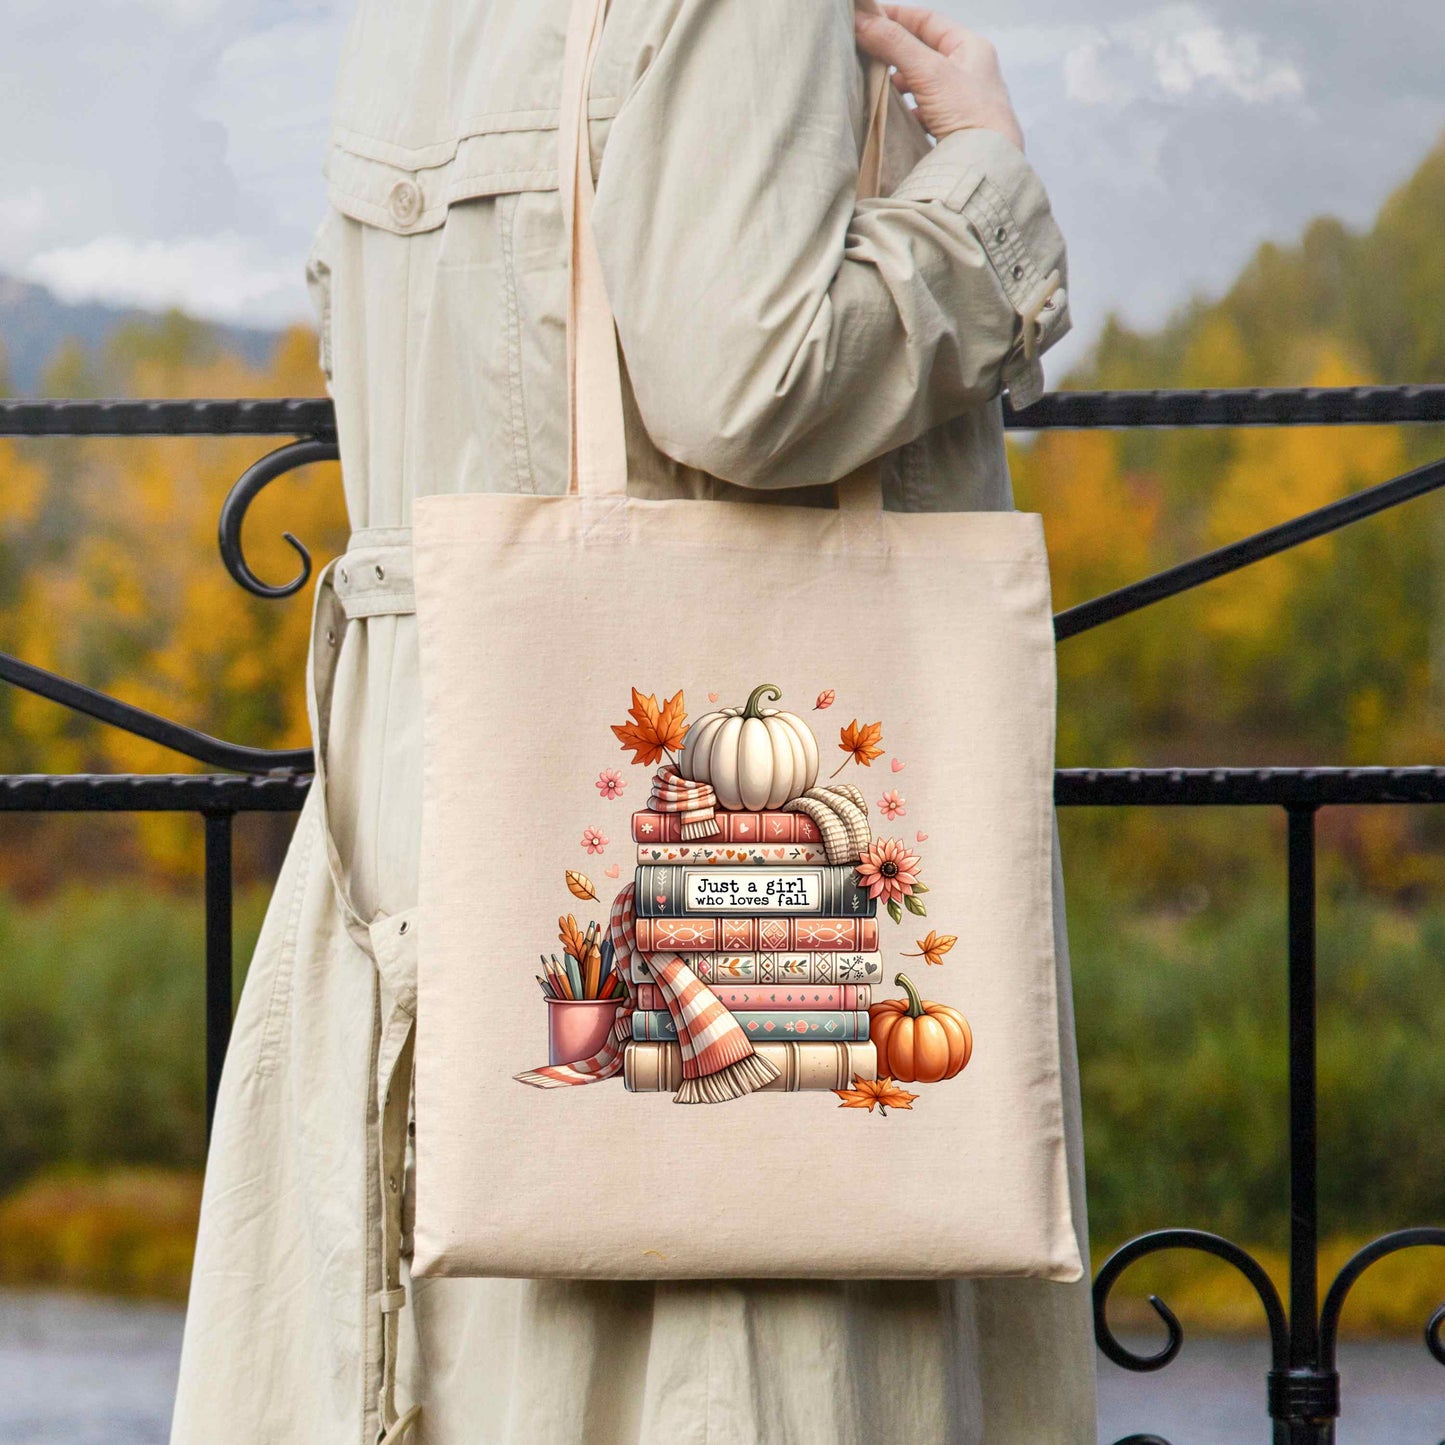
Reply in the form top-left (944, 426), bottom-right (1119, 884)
top-left (171, 0), bottom-right (1094, 1440)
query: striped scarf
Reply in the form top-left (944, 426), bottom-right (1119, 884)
top-left (783, 783), bottom-right (871, 863)
top-left (515, 884), bottom-right (777, 1103)
top-left (648, 764), bottom-right (720, 840)
top-left (512, 980), bottom-right (634, 1090)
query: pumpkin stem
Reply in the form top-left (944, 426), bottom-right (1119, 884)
top-left (894, 972), bottom-right (926, 1019)
top-left (742, 684), bottom-right (782, 719)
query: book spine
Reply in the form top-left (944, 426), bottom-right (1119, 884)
top-left (635, 865), bottom-right (875, 919)
top-left (631, 811), bottom-right (823, 844)
top-left (635, 842), bottom-right (832, 865)
top-left (633, 951), bottom-right (885, 984)
top-left (633, 984), bottom-right (870, 1010)
top-left (634, 917), bottom-right (878, 953)
top-left (624, 1040), bottom-right (878, 1093)
top-left (632, 1011), bottom-right (871, 1042)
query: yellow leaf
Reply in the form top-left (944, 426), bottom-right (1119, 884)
top-left (565, 871), bottom-right (598, 902)
top-left (830, 719), bottom-right (884, 777)
top-left (833, 1074), bottom-right (919, 1115)
top-left (611, 687), bottom-right (688, 767)
top-left (903, 930), bottom-right (958, 967)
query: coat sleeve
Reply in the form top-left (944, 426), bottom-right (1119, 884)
top-left (589, 0), bottom-right (1072, 490)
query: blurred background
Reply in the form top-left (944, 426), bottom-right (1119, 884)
top-left (2, 1), bottom-right (1444, 1441)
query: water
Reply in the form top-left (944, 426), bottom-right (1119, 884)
top-left (1099, 1332), bottom-right (1445, 1442)
top-left (0, 1292), bottom-right (182, 1445)
top-left (0, 1292), bottom-right (1440, 1443)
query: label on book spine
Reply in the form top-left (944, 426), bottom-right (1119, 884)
top-left (624, 1040), bottom-right (878, 1093)
top-left (631, 811), bottom-right (823, 844)
top-left (635, 864), bottom-right (875, 918)
top-left (633, 917), bottom-right (878, 953)
top-left (633, 951), bottom-right (885, 984)
top-left (632, 1010), bottom-right (870, 1042)
top-left (634, 842), bottom-right (831, 865)
top-left (632, 983), bottom-right (871, 1010)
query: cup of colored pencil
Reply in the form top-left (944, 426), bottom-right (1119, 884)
top-left (540, 916), bottom-right (626, 1065)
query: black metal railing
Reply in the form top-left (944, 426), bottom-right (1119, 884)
top-left (3, 384), bottom-right (1444, 1443)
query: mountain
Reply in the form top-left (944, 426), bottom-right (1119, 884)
top-left (0, 275), bottom-right (280, 397)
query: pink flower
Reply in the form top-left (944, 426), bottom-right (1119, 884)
top-left (878, 789), bottom-right (906, 820)
top-left (595, 769), bottom-right (626, 800)
top-left (582, 827), bottom-right (609, 855)
top-left (854, 836), bottom-right (923, 907)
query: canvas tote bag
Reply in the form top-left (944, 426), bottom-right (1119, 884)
top-left (409, 0), bottom-right (1081, 1282)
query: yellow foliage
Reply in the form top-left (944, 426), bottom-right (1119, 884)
top-left (1200, 343), bottom-right (1405, 653)
top-left (0, 327), bottom-right (347, 882)
top-left (0, 439), bottom-right (46, 533)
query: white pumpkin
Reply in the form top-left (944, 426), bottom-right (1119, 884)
top-left (680, 684), bottom-right (820, 810)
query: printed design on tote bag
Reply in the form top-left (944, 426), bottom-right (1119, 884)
top-left (513, 684), bottom-right (974, 1108)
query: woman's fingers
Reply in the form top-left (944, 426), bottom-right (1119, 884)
top-left (881, 4), bottom-right (972, 58)
top-left (855, 3), bottom-right (1025, 149)
top-left (854, 9), bottom-right (945, 83)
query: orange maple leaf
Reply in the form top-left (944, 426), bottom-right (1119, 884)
top-left (834, 1074), bottom-right (919, 1115)
top-left (830, 718), bottom-right (884, 777)
top-left (903, 930), bottom-right (958, 967)
top-left (611, 687), bottom-right (689, 767)
top-left (558, 913), bottom-right (588, 961)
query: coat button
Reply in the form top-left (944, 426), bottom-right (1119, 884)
top-left (1012, 263), bottom-right (1025, 281)
top-left (388, 179), bottom-right (423, 227)
top-left (994, 226), bottom-right (1007, 243)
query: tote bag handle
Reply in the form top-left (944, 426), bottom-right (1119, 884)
top-left (558, 0), bottom-right (891, 511)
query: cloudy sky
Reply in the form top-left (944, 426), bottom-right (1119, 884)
top-left (3, 0), bottom-right (1442, 378)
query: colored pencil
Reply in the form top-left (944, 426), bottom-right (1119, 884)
top-left (548, 954), bottom-right (575, 1000)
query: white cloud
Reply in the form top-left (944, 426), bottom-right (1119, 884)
top-left (1063, 5), bottom-right (1305, 107)
top-left (121, 0), bottom-right (225, 25)
top-left (23, 232), bottom-right (305, 325)
top-left (200, 14), bottom-right (349, 218)
top-left (0, 188), bottom-right (48, 242)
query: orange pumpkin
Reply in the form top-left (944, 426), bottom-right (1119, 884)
top-left (869, 972), bottom-right (972, 1083)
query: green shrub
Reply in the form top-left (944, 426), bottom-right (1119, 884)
top-left (0, 863), bottom-right (1442, 1285)
top-left (1066, 836), bottom-right (1445, 1246)
top-left (0, 883), bottom-right (266, 1191)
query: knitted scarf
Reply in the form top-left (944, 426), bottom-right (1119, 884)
top-left (648, 764), bottom-right (720, 839)
top-left (515, 884), bottom-right (778, 1103)
top-left (783, 783), bottom-right (872, 863)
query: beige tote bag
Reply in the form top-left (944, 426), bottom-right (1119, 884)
top-left (409, 0), bottom-right (1081, 1282)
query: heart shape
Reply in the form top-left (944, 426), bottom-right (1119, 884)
top-left (916, 830), bottom-right (928, 842)
top-left (891, 758), bottom-right (906, 772)
top-left (656, 894), bottom-right (667, 906)
top-left (604, 864), bottom-right (621, 878)
top-left (708, 692), bottom-right (720, 702)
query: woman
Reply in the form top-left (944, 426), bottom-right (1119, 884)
top-left (171, 2), bottom-right (1090, 1441)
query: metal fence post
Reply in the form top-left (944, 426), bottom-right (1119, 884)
top-left (203, 810), bottom-right (234, 1139)
top-left (1271, 805), bottom-right (1337, 1439)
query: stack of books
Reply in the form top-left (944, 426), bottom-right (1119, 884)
top-left (624, 806), bottom-right (881, 1092)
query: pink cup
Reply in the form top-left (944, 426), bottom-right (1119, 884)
top-left (546, 998), bottom-right (623, 1065)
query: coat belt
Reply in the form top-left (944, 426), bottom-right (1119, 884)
top-left (331, 525), bottom-right (415, 619)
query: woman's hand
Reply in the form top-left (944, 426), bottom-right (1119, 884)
top-left (855, 4), bottom-right (1025, 152)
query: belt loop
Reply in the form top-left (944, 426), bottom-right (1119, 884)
top-left (333, 528), bottom-right (416, 619)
